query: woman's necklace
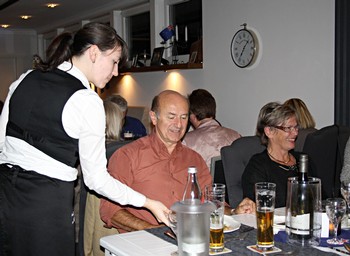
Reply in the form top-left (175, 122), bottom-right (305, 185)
top-left (267, 151), bottom-right (290, 164)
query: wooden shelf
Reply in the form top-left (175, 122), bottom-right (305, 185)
top-left (119, 62), bottom-right (202, 74)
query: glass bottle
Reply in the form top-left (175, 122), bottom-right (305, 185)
top-left (182, 166), bottom-right (202, 204)
top-left (290, 154), bottom-right (314, 242)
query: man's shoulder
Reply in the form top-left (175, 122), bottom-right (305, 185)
top-left (221, 126), bottom-right (241, 138)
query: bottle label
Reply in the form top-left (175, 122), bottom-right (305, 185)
top-left (290, 213), bottom-right (310, 235)
top-left (182, 242), bottom-right (206, 253)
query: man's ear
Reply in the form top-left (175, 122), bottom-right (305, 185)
top-left (149, 110), bottom-right (158, 126)
top-left (189, 113), bottom-right (199, 129)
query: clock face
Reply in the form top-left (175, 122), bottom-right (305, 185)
top-left (231, 29), bottom-right (256, 68)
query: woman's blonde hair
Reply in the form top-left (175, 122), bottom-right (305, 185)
top-left (284, 98), bottom-right (316, 129)
top-left (103, 100), bottom-right (123, 142)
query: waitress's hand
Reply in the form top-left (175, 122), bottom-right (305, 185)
top-left (144, 198), bottom-right (171, 226)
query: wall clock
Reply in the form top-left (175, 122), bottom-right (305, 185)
top-left (230, 23), bottom-right (258, 68)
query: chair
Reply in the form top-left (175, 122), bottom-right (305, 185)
top-left (303, 124), bottom-right (350, 199)
top-left (210, 156), bottom-right (229, 203)
top-left (220, 136), bottom-right (265, 207)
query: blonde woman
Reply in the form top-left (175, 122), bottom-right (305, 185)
top-left (84, 100), bottom-right (130, 256)
top-left (284, 98), bottom-right (317, 152)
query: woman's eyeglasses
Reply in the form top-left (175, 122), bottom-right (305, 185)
top-left (273, 125), bottom-right (299, 133)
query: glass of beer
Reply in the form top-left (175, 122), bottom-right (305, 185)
top-left (205, 183), bottom-right (225, 253)
top-left (255, 182), bottom-right (276, 250)
top-left (123, 131), bottom-right (134, 140)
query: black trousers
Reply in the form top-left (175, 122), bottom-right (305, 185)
top-left (0, 164), bottom-right (75, 256)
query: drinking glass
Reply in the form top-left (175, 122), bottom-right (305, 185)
top-left (255, 182), bottom-right (276, 250)
top-left (167, 211), bottom-right (177, 236)
top-left (205, 183), bottom-right (225, 253)
top-left (326, 198), bottom-right (347, 245)
top-left (341, 181), bottom-right (350, 226)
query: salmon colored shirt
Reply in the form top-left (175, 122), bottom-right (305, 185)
top-left (100, 132), bottom-right (212, 232)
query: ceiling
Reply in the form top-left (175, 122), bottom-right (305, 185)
top-left (0, 0), bottom-right (148, 33)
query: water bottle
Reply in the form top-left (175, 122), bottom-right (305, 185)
top-left (182, 166), bottom-right (202, 204)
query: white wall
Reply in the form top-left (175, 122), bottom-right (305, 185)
top-left (0, 30), bottom-right (37, 102)
top-left (0, 0), bottom-right (334, 136)
top-left (110, 0), bottom-right (334, 135)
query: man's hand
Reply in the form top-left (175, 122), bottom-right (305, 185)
top-left (233, 197), bottom-right (256, 214)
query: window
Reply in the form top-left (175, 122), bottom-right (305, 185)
top-left (126, 12), bottom-right (151, 60)
top-left (170, 0), bottom-right (202, 55)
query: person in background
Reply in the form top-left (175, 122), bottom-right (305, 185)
top-left (284, 98), bottom-right (317, 152)
top-left (84, 100), bottom-right (130, 256)
top-left (105, 94), bottom-right (147, 139)
top-left (0, 22), bottom-right (169, 256)
top-left (182, 89), bottom-right (241, 169)
top-left (242, 102), bottom-right (301, 208)
top-left (100, 90), bottom-right (253, 233)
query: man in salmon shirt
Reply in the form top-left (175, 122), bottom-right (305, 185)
top-left (100, 90), bottom-right (254, 232)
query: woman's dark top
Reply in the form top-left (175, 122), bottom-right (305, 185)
top-left (242, 150), bottom-right (301, 208)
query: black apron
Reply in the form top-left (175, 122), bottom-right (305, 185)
top-left (0, 164), bottom-right (75, 256)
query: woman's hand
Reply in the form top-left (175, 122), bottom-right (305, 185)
top-left (234, 197), bottom-right (256, 214)
top-left (144, 198), bottom-right (171, 226)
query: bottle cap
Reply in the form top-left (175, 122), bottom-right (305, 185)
top-left (188, 167), bottom-right (197, 174)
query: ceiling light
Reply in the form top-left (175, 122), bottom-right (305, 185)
top-left (20, 15), bottom-right (32, 20)
top-left (46, 3), bottom-right (59, 8)
top-left (1, 24), bottom-right (10, 28)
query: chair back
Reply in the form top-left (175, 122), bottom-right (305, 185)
top-left (303, 124), bottom-right (350, 199)
top-left (210, 156), bottom-right (229, 203)
top-left (220, 136), bottom-right (265, 207)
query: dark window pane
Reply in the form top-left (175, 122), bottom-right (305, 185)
top-left (171, 0), bottom-right (202, 55)
top-left (128, 12), bottom-right (151, 59)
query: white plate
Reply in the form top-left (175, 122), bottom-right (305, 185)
top-left (224, 215), bottom-right (241, 233)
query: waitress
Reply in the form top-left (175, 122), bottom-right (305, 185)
top-left (0, 22), bottom-right (169, 256)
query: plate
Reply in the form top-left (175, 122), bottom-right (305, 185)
top-left (224, 215), bottom-right (241, 233)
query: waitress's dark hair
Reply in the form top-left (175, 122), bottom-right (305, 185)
top-left (35, 22), bottom-right (128, 71)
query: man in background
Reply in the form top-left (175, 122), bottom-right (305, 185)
top-left (183, 89), bottom-right (241, 169)
top-left (105, 94), bottom-right (147, 139)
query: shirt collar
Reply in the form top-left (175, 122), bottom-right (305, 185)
top-left (198, 118), bottom-right (220, 128)
top-left (149, 130), bottom-right (184, 156)
top-left (58, 61), bottom-right (91, 89)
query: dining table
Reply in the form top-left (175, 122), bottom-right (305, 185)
top-left (100, 210), bottom-right (350, 256)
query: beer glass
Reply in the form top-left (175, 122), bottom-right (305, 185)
top-left (255, 182), bottom-right (276, 250)
top-left (205, 183), bottom-right (225, 253)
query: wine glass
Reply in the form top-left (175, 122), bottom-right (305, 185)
top-left (326, 198), bottom-right (347, 245)
top-left (341, 181), bottom-right (350, 227)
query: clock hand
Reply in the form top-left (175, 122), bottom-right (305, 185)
top-left (239, 40), bottom-right (249, 58)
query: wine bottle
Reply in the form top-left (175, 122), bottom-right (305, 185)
top-left (290, 154), bottom-right (314, 242)
top-left (182, 166), bottom-right (202, 204)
